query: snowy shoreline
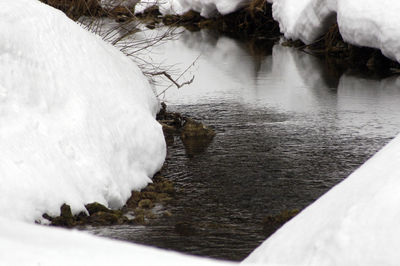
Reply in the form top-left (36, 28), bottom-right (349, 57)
top-left (3, 0), bottom-right (400, 265)
top-left (133, 0), bottom-right (400, 70)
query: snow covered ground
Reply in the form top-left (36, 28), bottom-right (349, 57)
top-left (0, 0), bottom-right (165, 223)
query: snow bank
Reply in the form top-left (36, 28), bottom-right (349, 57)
top-left (337, 0), bottom-right (400, 62)
top-left (135, 0), bottom-right (400, 62)
top-left (135, 0), bottom-right (251, 17)
top-left (271, 0), bottom-right (400, 62)
top-left (0, 0), bottom-right (165, 222)
top-left (271, 0), bottom-right (337, 44)
top-left (244, 129), bottom-right (400, 264)
top-left (0, 218), bottom-right (239, 266)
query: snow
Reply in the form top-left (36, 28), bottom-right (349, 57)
top-left (135, 0), bottom-right (251, 17)
top-left (271, 0), bottom-right (400, 62)
top-left (337, 0), bottom-right (400, 62)
top-left (244, 130), bottom-right (400, 264)
top-left (0, 0), bottom-right (166, 222)
top-left (0, 217), bottom-right (239, 266)
top-left (135, 0), bottom-right (400, 63)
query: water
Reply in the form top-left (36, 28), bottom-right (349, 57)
top-left (85, 28), bottom-right (400, 261)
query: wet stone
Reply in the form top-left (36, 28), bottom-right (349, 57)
top-left (181, 118), bottom-right (215, 139)
top-left (88, 212), bottom-right (122, 226)
top-left (85, 202), bottom-right (111, 215)
top-left (49, 203), bottom-right (75, 228)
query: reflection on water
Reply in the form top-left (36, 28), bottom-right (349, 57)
top-left (85, 29), bottom-right (400, 261)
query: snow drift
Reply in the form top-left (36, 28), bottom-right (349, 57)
top-left (244, 124), bottom-right (400, 264)
top-left (0, 0), bottom-right (166, 222)
top-left (272, 0), bottom-right (400, 62)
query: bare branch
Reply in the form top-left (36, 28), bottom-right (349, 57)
top-left (149, 71), bottom-right (195, 89)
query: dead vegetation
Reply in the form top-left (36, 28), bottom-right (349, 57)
top-left (40, 0), bottom-right (104, 19)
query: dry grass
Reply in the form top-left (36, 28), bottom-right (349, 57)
top-left (247, 0), bottom-right (268, 18)
top-left (41, 0), bottom-right (103, 19)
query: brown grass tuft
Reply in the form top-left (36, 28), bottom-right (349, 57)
top-left (41, 0), bottom-right (103, 19)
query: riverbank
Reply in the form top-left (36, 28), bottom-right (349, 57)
top-left (41, 104), bottom-right (216, 228)
top-left (40, 0), bottom-right (400, 73)
top-left (137, 5), bottom-right (400, 75)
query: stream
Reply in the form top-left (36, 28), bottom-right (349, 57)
top-left (83, 27), bottom-right (400, 261)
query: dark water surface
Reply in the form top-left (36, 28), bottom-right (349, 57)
top-left (85, 29), bottom-right (400, 261)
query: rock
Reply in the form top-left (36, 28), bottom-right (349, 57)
top-left (139, 5), bottom-right (161, 18)
top-left (60, 203), bottom-right (73, 219)
top-left (141, 191), bottom-right (158, 200)
top-left (85, 202), bottom-right (111, 215)
top-left (163, 210), bottom-right (173, 217)
top-left (160, 122), bottom-right (177, 134)
top-left (75, 211), bottom-right (89, 223)
top-left (156, 180), bottom-right (175, 194)
top-left (180, 118), bottom-right (215, 139)
top-left (157, 193), bottom-right (172, 202)
top-left (124, 191), bottom-right (141, 208)
top-left (88, 212), bottom-right (121, 226)
top-left (182, 136), bottom-right (214, 156)
top-left (162, 14), bottom-right (181, 25)
top-left (181, 10), bottom-right (202, 23)
top-left (138, 199), bottom-right (154, 209)
top-left (42, 213), bottom-right (53, 222)
top-left (143, 184), bottom-right (156, 192)
top-left (132, 214), bottom-right (146, 225)
top-left (51, 204), bottom-right (75, 227)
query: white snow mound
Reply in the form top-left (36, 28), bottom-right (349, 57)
top-left (272, 0), bottom-right (400, 62)
top-left (0, 0), bottom-right (166, 222)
